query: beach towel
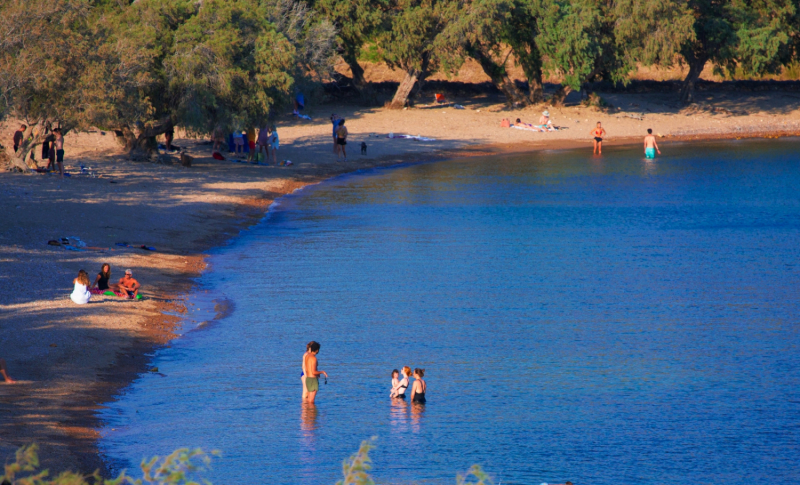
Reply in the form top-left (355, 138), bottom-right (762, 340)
top-left (387, 134), bottom-right (436, 141)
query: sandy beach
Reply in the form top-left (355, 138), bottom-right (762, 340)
top-left (2, 87), bottom-right (800, 475)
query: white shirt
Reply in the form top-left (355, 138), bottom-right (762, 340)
top-left (70, 282), bottom-right (91, 304)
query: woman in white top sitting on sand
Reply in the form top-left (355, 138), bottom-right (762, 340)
top-left (70, 269), bottom-right (91, 304)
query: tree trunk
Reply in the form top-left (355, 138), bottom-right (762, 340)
top-left (389, 54), bottom-right (431, 109)
top-left (528, 73), bottom-right (544, 104)
top-left (679, 54), bottom-right (707, 105)
top-left (472, 48), bottom-right (528, 108)
top-left (342, 49), bottom-right (377, 105)
top-left (389, 70), bottom-right (423, 109)
top-left (550, 84), bottom-right (573, 107)
top-left (120, 119), bottom-right (172, 160)
top-left (8, 121), bottom-right (47, 171)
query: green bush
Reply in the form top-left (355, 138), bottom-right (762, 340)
top-left (2, 442), bottom-right (494, 485)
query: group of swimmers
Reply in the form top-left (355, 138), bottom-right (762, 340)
top-left (589, 121), bottom-right (661, 159)
top-left (300, 341), bottom-right (428, 405)
top-left (390, 366), bottom-right (427, 404)
top-left (70, 263), bottom-right (141, 304)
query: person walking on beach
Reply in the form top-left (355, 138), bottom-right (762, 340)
top-left (410, 368), bottom-right (426, 404)
top-left (644, 129), bottom-right (661, 159)
top-left (53, 128), bottom-right (65, 177)
top-left (336, 119), bottom-right (348, 162)
top-left (590, 122), bottom-right (606, 155)
top-left (302, 341), bottom-right (328, 403)
top-left (0, 358), bottom-right (15, 383)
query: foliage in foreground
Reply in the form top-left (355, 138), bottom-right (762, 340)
top-left (1, 444), bottom-right (217, 485)
top-left (2, 441), bottom-right (494, 485)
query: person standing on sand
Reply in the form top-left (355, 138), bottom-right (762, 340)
top-left (246, 127), bottom-right (257, 162)
top-left (256, 125), bottom-right (270, 162)
top-left (330, 114), bottom-right (340, 156)
top-left (590, 122), bottom-right (606, 155)
top-left (13, 124), bottom-right (25, 153)
top-left (269, 126), bottom-right (280, 165)
top-left (0, 358), bottom-right (15, 383)
top-left (336, 119), bottom-right (348, 162)
top-left (302, 341), bottom-right (328, 403)
top-left (644, 129), bottom-right (661, 159)
top-left (53, 128), bottom-right (65, 177)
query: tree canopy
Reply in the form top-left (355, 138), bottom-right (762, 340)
top-left (3, 0), bottom-right (800, 166)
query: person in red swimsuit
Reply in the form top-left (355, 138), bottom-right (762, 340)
top-left (590, 121), bottom-right (606, 154)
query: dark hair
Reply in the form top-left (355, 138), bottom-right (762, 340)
top-left (414, 368), bottom-right (425, 378)
top-left (391, 369), bottom-right (399, 377)
top-left (20, 124), bottom-right (27, 129)
top-left (516, 118), bottom-right (521, 123)
top-left (101, 263), bottom-right (111, 279)
top-left (647, 128), bottom-right (652, 134)
top-left (338, 119), bottom-right (345, 126)
top-left (308, 341), bottom-right (321, 352)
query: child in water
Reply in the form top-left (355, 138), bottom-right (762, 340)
top-left (390, 369), bottom-right (401, 397)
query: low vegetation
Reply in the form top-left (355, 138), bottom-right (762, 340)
top-left (1, 441), bottom-right (494, 485)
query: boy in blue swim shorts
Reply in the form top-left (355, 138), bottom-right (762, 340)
top-left (644, 128), bottom-right (661, 159)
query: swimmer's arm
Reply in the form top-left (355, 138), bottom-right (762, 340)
top-left (655, 140), bottom-right (660, 153)
top-left (90, 274), bottom-right (101, 289)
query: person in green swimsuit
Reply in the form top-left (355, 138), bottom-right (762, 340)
top-left (302, 341), bottom-right (328, 403)
top-left (644, 128), bottom-right (661, 159)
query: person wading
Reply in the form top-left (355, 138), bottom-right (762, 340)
top-left (302, 341), bottom-right (328, 403)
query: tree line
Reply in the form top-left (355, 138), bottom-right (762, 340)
top-left (2, 0), bottom-right (798, 167)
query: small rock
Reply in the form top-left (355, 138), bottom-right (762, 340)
top-left (150, 367), bottom-right (158, 372)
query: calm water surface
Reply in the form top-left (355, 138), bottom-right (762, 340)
top-left (99, 140), bottom-right (800, 484)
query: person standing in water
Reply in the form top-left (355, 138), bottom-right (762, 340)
top-left (590, 122), bottom-right (606, 155)
top-left (410, 368), bottom-right (426, 404)
top-left (644, 129), bottom-right (661, 159)
top-left (302, 341), bottom-right (328, 403)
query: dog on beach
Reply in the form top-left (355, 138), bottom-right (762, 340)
top-left (360, 142), bottom-right (367, 155)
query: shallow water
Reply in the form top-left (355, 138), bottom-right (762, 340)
top-left (99, 140), bottom-right (800, 484)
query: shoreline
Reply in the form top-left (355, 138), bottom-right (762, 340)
top-left (2, 108), bottom-right (800, 476)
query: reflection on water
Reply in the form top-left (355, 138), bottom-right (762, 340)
top-left (100, 139), bottom-right (800, 485)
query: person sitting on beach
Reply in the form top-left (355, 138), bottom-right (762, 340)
top-left (0, 358), bottom-right (15, 383)
top-left (118, 269), bottom-right (141, 299)
top-left (302, 341), bottom-right (328, 403)
top-left (90, 263), bottom-right (123, 295)
top-left (538, 111), bottom-right (554, 128)
top-left (70, 270), bottom-right (92, 304)
top-left (644, 128), bottom-right (661, 159)
top-left (410, 368), bottom-right (426, 404)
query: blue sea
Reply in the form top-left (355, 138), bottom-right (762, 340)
top-left (99, 140), bottom-right (800, 484)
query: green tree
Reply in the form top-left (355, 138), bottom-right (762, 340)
top-left (0, 0), bottom-right (99, 170)
top-left (438, 0), bottom-right (535, 107)
top-left (677, 0), bottom-right (795, 103)
top-left (379, 0), bottom-right (445, 108)
top-left (316, 0), bottom-right (388, 98)
top-left (533, 0), bottom-right (615, 106)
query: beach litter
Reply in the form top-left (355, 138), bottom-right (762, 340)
top-left (279, 160), bottom-right (293, 166)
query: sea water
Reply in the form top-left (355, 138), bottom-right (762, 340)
top-left (99, 140), bottom-right (800, 484)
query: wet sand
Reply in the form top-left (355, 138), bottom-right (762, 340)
top-left (2, 91), bottom-right (800, 476)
